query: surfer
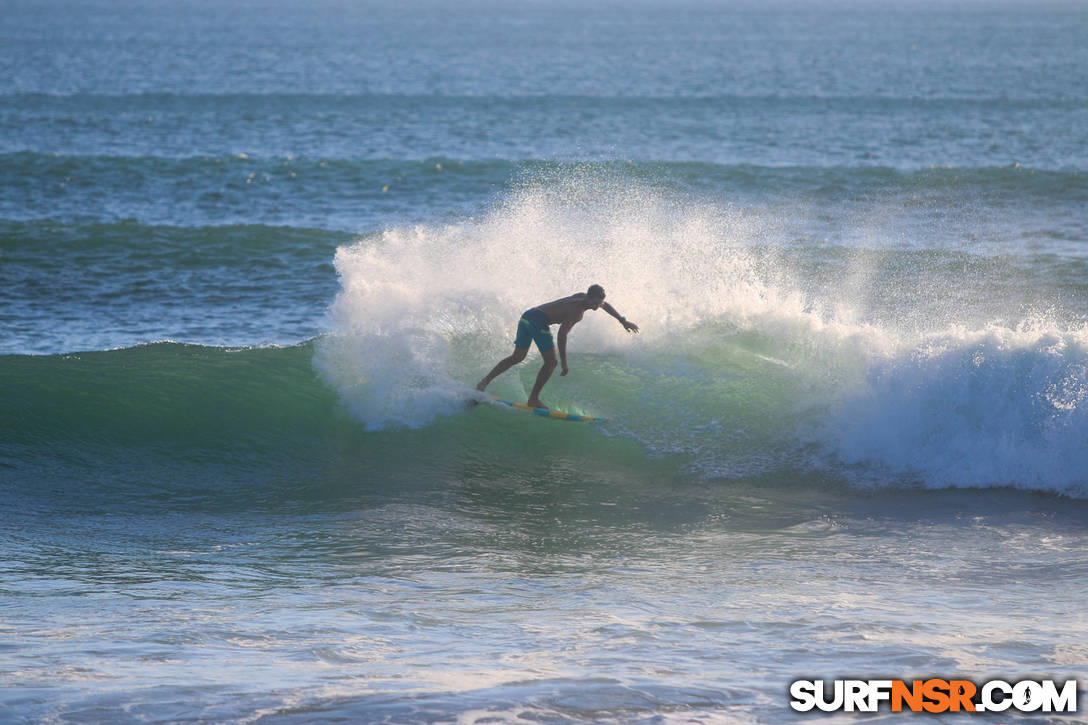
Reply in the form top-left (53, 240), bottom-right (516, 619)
top-left (476, 284), bottom-right (639, 409)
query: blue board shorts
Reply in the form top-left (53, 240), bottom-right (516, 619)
top-left (514, 308), bottom-right (553, 352)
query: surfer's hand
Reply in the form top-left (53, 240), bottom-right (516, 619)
top-left (623, 319), bottom-right (639, 333)
top-left (561, 364), bottom-right (569, 376)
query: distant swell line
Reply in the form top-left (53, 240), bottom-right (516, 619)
top-left (3, 91), bottom-right (1087, 107)
top-left (3, 151), bottom-right (1085, 184)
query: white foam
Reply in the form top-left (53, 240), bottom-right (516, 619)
top-left (826, 320), bottom-right (1088, 496)
top-left (314, 168), bottom-right (790, 428)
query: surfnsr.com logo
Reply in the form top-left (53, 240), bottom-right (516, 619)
top-left (790, 679), bottom-right (1079, 713)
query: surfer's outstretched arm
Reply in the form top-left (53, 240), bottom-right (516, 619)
top-left (601, 302), bottom-right (639, 333)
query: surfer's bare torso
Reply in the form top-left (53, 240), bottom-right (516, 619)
top-left (533, 293), bottom-right (597, 327)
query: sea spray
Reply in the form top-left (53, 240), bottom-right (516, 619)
top-left (313, 167), bottom-right (790, 429)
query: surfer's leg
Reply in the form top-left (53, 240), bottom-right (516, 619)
top-left (477, 347), bottom-right (528, 391)
top-left (527, 349), bottom-right (557, 409)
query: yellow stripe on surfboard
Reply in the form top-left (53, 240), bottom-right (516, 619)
top-left (488, 395), bottom-right (604, 422)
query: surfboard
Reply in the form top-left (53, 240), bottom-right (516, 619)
top-left (487, 395), bottom-right (604, 422)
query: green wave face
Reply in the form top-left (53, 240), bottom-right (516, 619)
top-left (7, 299), bottom-right (1088, 503)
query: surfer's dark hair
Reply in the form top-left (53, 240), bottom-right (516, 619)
top-left (587, 284), bottom-right (605, 299)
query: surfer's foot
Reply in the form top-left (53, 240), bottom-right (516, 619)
top-left (527, 398), bottom-right (548, 410)
top-left (476, 381), bottom-right (487, 392)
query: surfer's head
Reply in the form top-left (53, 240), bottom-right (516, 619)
top-left (586, 284), bottom-right (606, 309)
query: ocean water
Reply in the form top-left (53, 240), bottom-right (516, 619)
top-left (2, 0), bottom-right (1087, 723)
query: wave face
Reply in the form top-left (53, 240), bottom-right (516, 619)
top-left (6, 310), bottom-right (1086, 501)
top-left (6, 332), bottom-right (1087, 502)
